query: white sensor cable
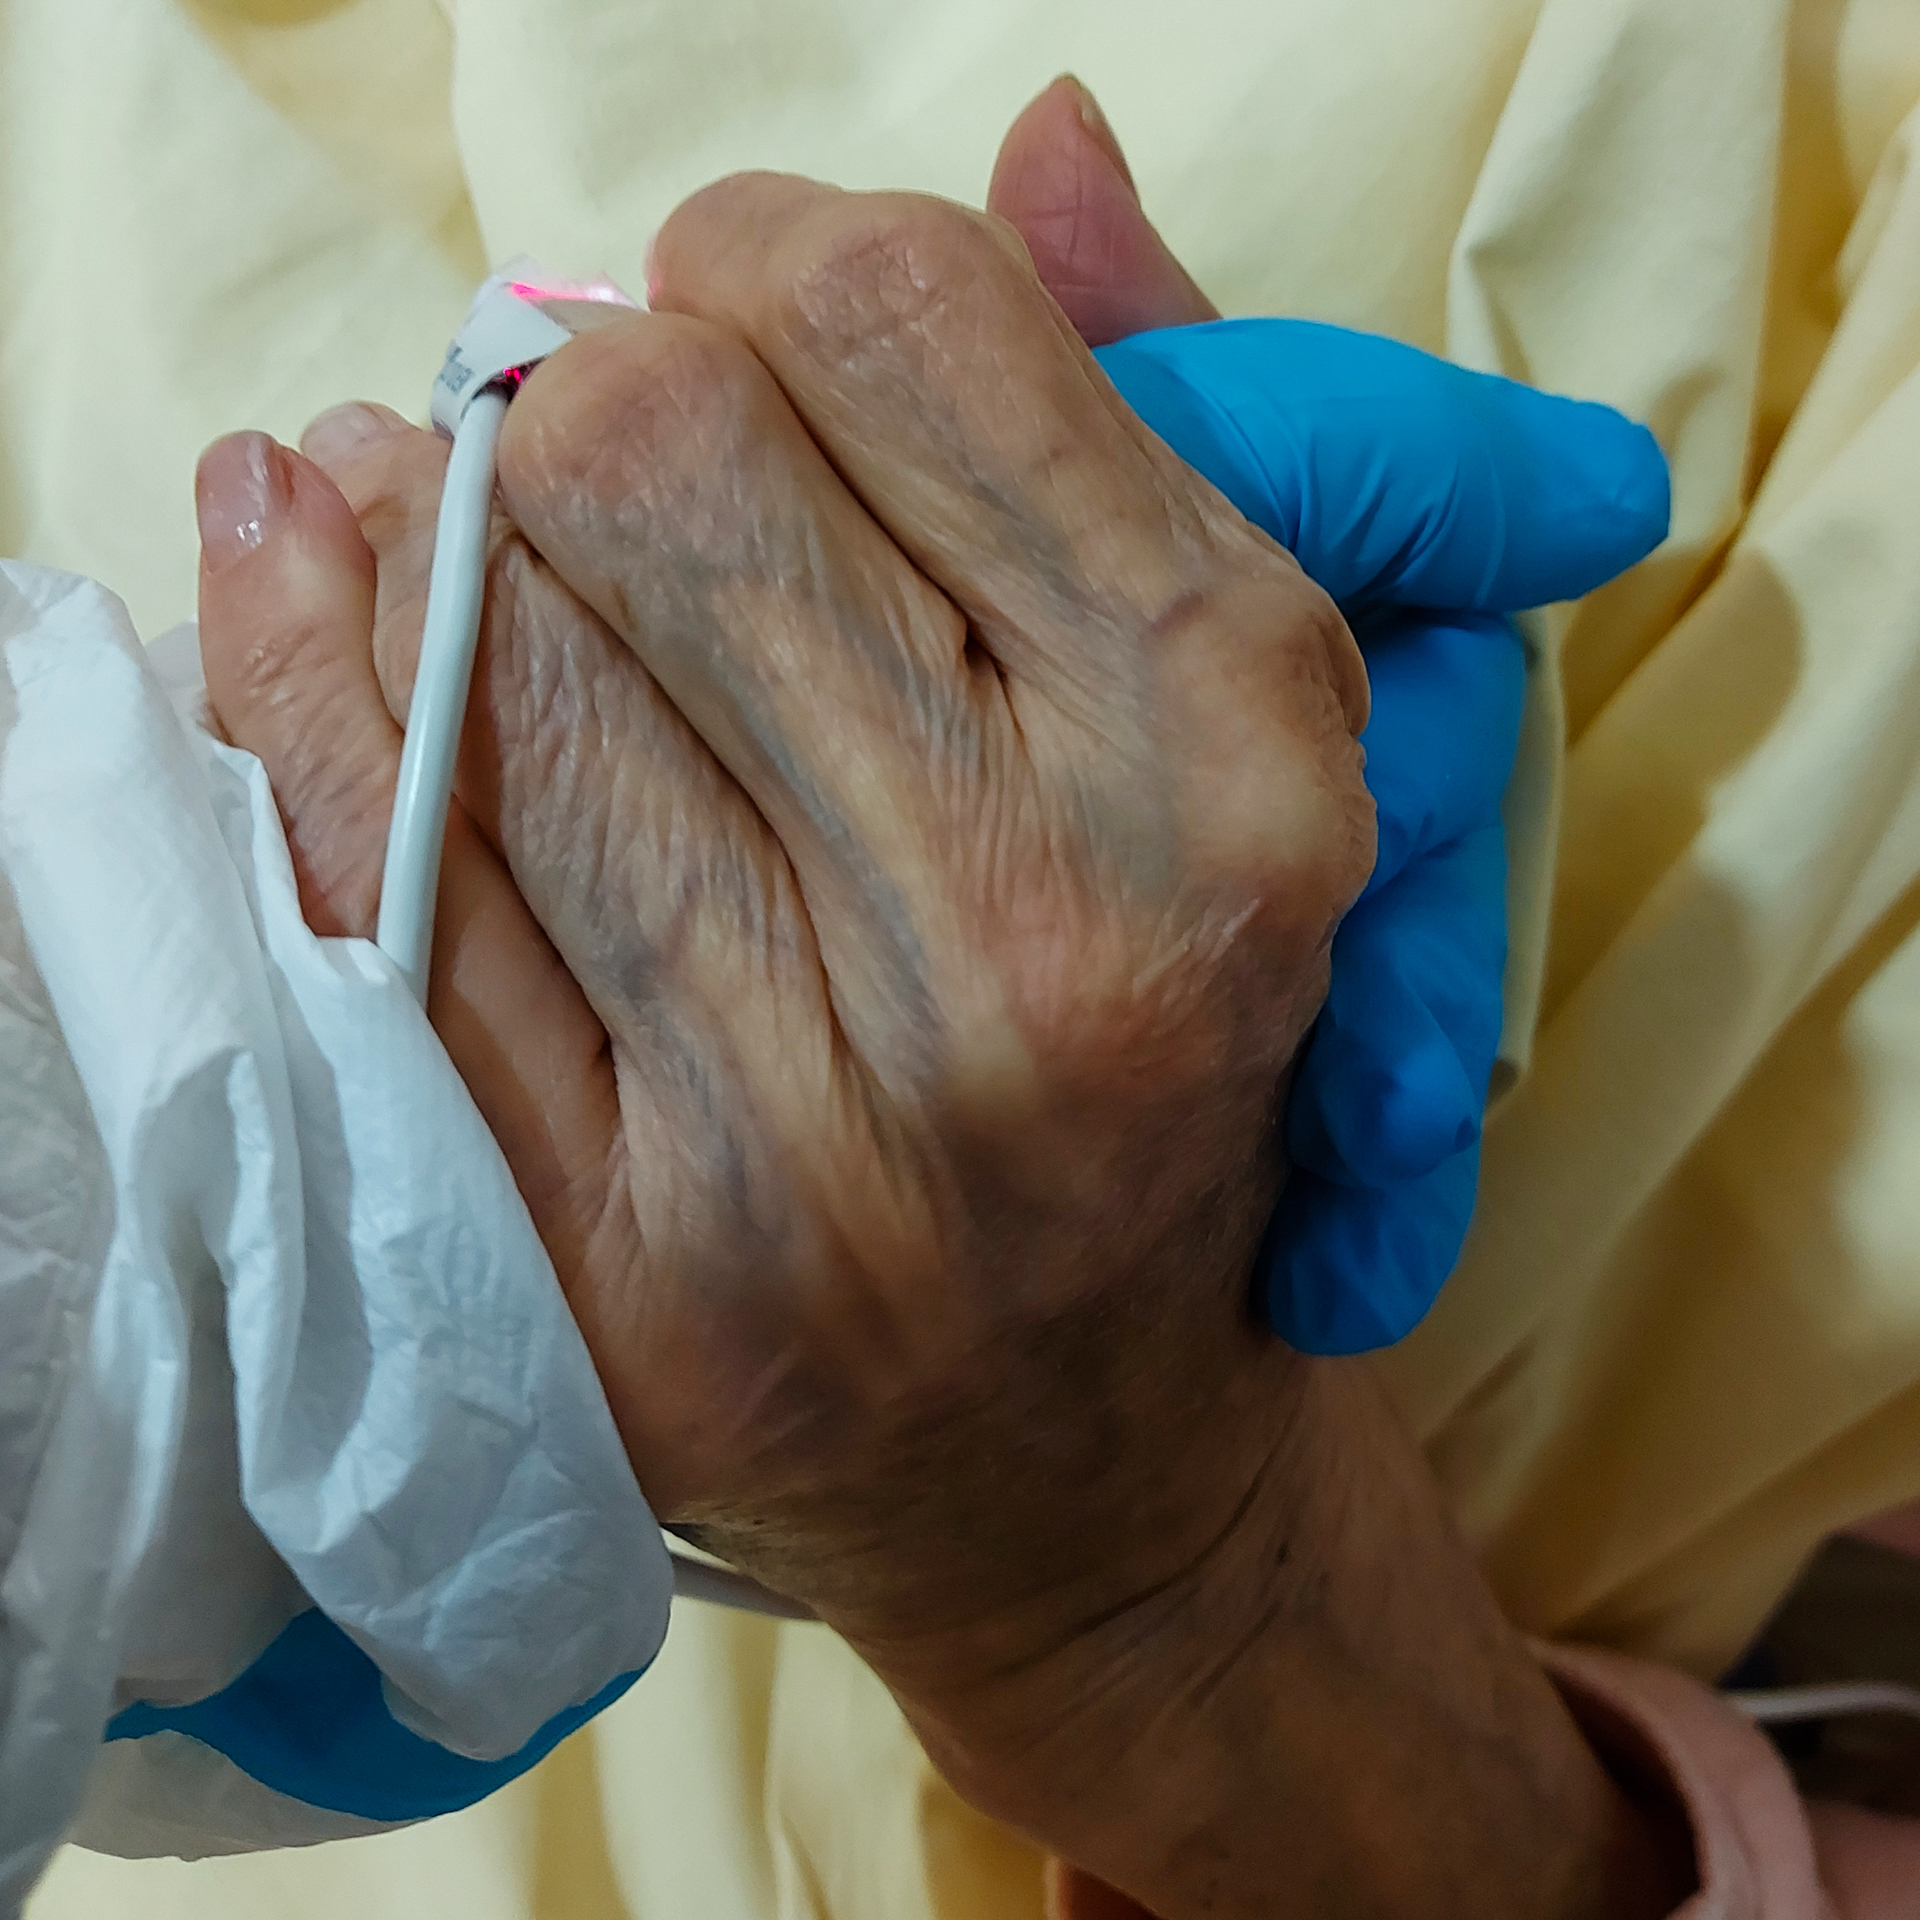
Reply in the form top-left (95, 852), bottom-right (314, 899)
top-left (373, 383), bottom-right (509, 1002)
top-left (1727, 1680), bottom-right (1920, 1725)
top-left (374, 263), bottom-right (812, 1625)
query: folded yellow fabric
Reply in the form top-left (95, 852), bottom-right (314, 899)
top-left (16, 0), bottom-right (1920, 1914)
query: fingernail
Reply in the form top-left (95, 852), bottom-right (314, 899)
top-left (643, 229), bottom-right (662, 305)
top-left (196, 432), bottom-right (289, 574)
top-left (1063, 75), bottom-right (1136, 195)
top-left (300, 400), bottom-right (407, 471)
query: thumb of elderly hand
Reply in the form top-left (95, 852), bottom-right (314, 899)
top-left (986, 74), bottom-right (1219, 342)
top-left (987, 81), bottom-right (1668, 1353)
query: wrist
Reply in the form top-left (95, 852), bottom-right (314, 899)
top-left (875, 1358), bottom-right (1692, 1920)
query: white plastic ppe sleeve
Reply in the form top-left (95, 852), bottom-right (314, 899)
top-left (0, 563), bottom-right (672, 1906)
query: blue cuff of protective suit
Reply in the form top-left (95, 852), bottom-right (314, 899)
top-left (105, 1607), bottom-right (643, 1823)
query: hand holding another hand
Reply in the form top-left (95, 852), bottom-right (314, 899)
top-left (192, 86), bottom-right (1680, 1920)
top-left (198, 152), bottom-right (1373, 1812)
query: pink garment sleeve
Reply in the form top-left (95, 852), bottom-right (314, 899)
top-left (1044, 1642), bottom-right (1920, 1918)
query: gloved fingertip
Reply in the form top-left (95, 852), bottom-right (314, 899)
top-left (1257, 1147), bottom-right (1483, 1354)
top-left (1627, 424), bottom-right (1674, 541)
top-left (1588, 415), bottom-right (1672, 575)
top-left (1493, 396), bottom-right (1672, 606)
top-left (1256, 1178), bottom-right (1432, 1354)
top-left (1288, 979), bottom-right (1486, 1186)
top-left (1365, 1038), bottom-right (1484, 1180)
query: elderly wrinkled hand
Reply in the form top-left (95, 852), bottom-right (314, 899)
top-left (198, 160), bottom-right (1371, 1745)
top-left (194, 120), bottom-right (1697, 1913)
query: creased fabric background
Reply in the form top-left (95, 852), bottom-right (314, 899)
top-left (12, 0), bottom-right (1920, 1912)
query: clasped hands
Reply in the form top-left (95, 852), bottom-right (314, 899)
top-left (192, 84), bottom-right (1679, 1920)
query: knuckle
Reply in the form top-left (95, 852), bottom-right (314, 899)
top-left (778, 193), bottom-right (1026, 364)
top-left (654, 167), bottom-right (796, 264)
top-left (1259, 693), bottom-right (1377, 921)
top-left (503, 313), bottom-right (773, 522)
top-left (337, 434), bottom-right (448, 562)
top-left (1253, 732), bottom-right (1376, 971)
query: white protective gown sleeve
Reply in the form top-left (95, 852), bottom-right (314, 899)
top-left (0, 561), bottom-right (673, 1912)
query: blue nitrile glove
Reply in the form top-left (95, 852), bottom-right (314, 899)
top-left (1093, 320), bottom-right (1669, 1353)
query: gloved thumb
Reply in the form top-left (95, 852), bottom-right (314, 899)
top-left (988, 75), bottom-right (1218, 344)
top-left (1095, 321), bottom-right (1672, 615)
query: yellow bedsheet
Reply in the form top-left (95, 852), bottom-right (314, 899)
top-left (14, 0), bottom-right (1920, 1912)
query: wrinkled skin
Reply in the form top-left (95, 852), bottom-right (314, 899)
top-left (206, 122), bottom-right (1368, 1685)
top-left (197, 83), bottom-right (1687, 1920)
